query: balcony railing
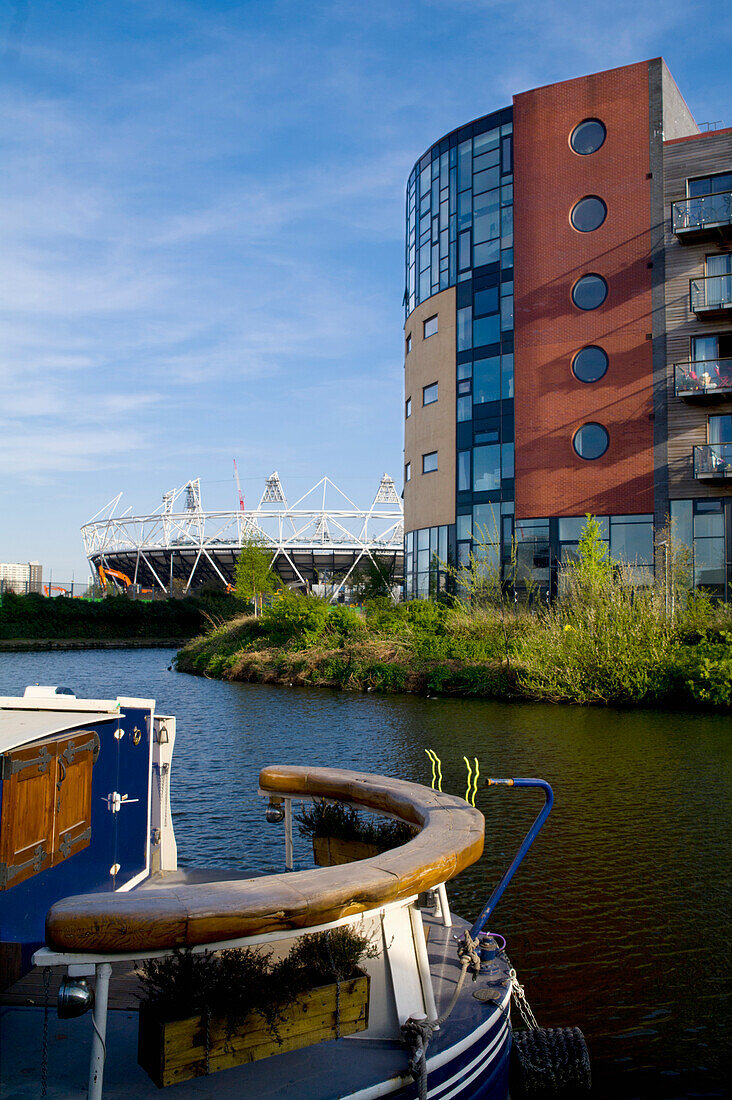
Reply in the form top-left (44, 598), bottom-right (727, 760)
top-left (672, 192), bottom-right (732, 239)
top-left (675, 359), bottom-right (732, 398)
top-left (690, 275), bottom-right (732, 316)
top-left (694, 443), bottom-right (732, 479)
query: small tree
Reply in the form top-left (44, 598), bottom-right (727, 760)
top-left (572, 514), bottom-right (612, 597)
top-left (234, 538), bottom-right (280, 617)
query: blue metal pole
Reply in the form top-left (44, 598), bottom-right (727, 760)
top-left (469, 778), bottom-right (553, 941)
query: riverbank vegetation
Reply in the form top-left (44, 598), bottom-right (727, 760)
top-left (176, 520), bottom-right (732, 710)
top-left (0, 591), bottom-right (249, 642)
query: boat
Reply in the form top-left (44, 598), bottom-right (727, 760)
top-left (0, 685), bottom-right (588, 1099)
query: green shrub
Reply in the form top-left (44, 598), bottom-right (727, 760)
top-left (259, 594), bottom-right (329, 646)
top-left (295, 800), bottom-right (416, 849)
top-left (323, 605), bottom-right (367, 642)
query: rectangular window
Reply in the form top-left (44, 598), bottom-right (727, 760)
top-left (457, 395), bottom-right (472, 422)
top-left (474, 287), bottom-right (499, 316)
top-left (422, 451), bottom-right (438, 474)
top-left (458, 139), bottom-right (472, 191)
top-left (473, 444), bottom-right (501, 491)
top-left (473, 166), bottom-right (500, 195)
top-left (405, 397), bottom-right (411, 418)
top-left (405, 462), bottom-right (411, 482)
top-left (473, 314), bottom-right (500, 349)
top-left (406, 334), bottom-right (412, 354)
top-left (687, 171), bottom-right (732, 197)
top-left (457, 306), bottom-right (472, 351)
top-left (423, 315), bottom-right (438, 339)
top-left (473, 356), bottom-right (500, 404)
top-left (473, 128), bottom-right (499, 155)
top-left (501, 442), bottom-right (514, 480)
top-left (501, 354), bottom-right (514, 399)
top-left (708, 414), bottom-right (732, 443)
top-left (423, 382), bottom-right (438, 406)
top-left (473, 240), bottom-right (500, 267)
top-left (459, 230), bottom-right (471, 270)
top-left (473, 148), bottom-right (500, 173)
top-left (458, 450), bottom-right (471, 491)
top-left (458, 190), bottom-right (472, 229)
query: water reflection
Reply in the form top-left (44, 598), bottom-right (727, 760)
top-left (1, 649), bottom-right (728, 1098)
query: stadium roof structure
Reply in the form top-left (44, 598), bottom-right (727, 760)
top-left (82, 473), bottom-right (404, 600)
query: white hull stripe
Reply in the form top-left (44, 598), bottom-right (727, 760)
top-left (343, 1010), bottom-right (510, 1100)
top-left (427, 1017), bottom-right (509, 1099)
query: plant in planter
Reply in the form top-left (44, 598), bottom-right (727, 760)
top-left (295, 800), bottom-right (417, 866)
top-left (137, 927), bottom-right (376, 1087)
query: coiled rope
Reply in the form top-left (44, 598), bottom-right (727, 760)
top-left (400, 930), bottom-right (482, 1100)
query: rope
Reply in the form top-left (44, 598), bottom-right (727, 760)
top-left (400, 929), bottom-right (482, 1097)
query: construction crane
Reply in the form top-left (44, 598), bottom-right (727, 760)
top-left (233, 459), bottom-right (245, 512)
top-left (44, 585), bottom-right (70, 597)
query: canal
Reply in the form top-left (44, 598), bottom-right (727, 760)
top-left (1, 648), bottom-right (728, 1098)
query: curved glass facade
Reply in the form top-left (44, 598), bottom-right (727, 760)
top-left (404, 106), bottom-right (515, 600)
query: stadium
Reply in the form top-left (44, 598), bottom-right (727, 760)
top-left (81, 472), bottom-right (404, 601)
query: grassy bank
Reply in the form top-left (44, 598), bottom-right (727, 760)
top-left (0, 591), bottom-right (250, 643)
top-left (176, 586), bottom-right (732, 710)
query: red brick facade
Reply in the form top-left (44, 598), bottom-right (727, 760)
top-left (513, 61), bottom-right (655, 519)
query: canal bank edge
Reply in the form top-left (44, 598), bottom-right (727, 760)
top-left (175, 601), bottom-right (732, 711)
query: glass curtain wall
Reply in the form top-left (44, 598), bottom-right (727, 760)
top-left (405, 106), bottom-right (514, 598)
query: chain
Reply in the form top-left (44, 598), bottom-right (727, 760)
top-left (41, 967), bottom-right (51, 1097)
top-left (507, 964), bottom-right (540, 1030)
top-left (324, 931), bottom-right (341, 1039)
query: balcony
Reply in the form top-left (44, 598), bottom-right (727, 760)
top-left (694, 443), bottom-right (732, 480)
top-left (672, 192), bottom-right (732, 243)
top-left (675, 360), bottom-right (732, 400)
top-left (690, 275), bottom-right (732, 318)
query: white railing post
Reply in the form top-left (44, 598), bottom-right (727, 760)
top-left (284, 798), bottom-right (294, 871)
top-left (88, 961), bottom-right (112, 1100)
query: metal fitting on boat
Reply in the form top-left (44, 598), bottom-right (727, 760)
top-left (265, 797), bottom-right (285, 824)
top-left (57, 976), bottom-right (94, 1019)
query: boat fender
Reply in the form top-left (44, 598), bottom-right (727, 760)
top-left (510, 1026), bottom-right (592, 1097)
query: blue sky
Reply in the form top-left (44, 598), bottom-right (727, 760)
top-left (1, 0), bottom-right (729, 580)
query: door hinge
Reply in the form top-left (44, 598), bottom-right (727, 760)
top-left (0, 843), bottom-right (47, 889)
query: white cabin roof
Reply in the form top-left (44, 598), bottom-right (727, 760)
top-left (0, 709), bottom-right (119, 757)
top-left (0, 688), bottom-right (155, 757)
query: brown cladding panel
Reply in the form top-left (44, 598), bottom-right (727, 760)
top-left (513, 62), bottom-right (656, 518)
top-left (403, 288), bottom-right (457, 532)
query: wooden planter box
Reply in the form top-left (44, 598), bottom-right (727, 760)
top-left (312, 836), bottom-right (381, 866)
top-left (138, 972), bottom-right (369, 1087)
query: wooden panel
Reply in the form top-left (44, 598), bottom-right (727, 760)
top-left (663, 130), bottom-right (732, 498)
top-left (52, 733), bottom-right (97, 865)
top-left (0, 730), bottom-right (99, 890)
top-left (138, 975), bottom-right (369, 1087)
top-left (0, 742), bottom-right (55, 889)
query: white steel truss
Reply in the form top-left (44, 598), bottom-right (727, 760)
top-left (82, 473), bottom-right (404, 598)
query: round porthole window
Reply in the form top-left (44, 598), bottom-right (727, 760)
top-left (572, 346), bottom-right (608, 383)
top-left (570, 119), bottom-right (606, 155)
top-left (570, 196), bottom-right (607, 232)
top-left (573, 423), bottom-right (609, 460)
top-left (572, 274), bottom-right (608, 311)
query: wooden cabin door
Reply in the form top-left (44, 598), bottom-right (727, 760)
top-left (0, 731), bottom-right (99, 891)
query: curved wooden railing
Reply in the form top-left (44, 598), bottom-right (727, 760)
top-left (45, 765), bottom-right (485, 953)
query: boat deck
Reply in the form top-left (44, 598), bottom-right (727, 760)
top-left (0, 910), bottom-right (511, 1099)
